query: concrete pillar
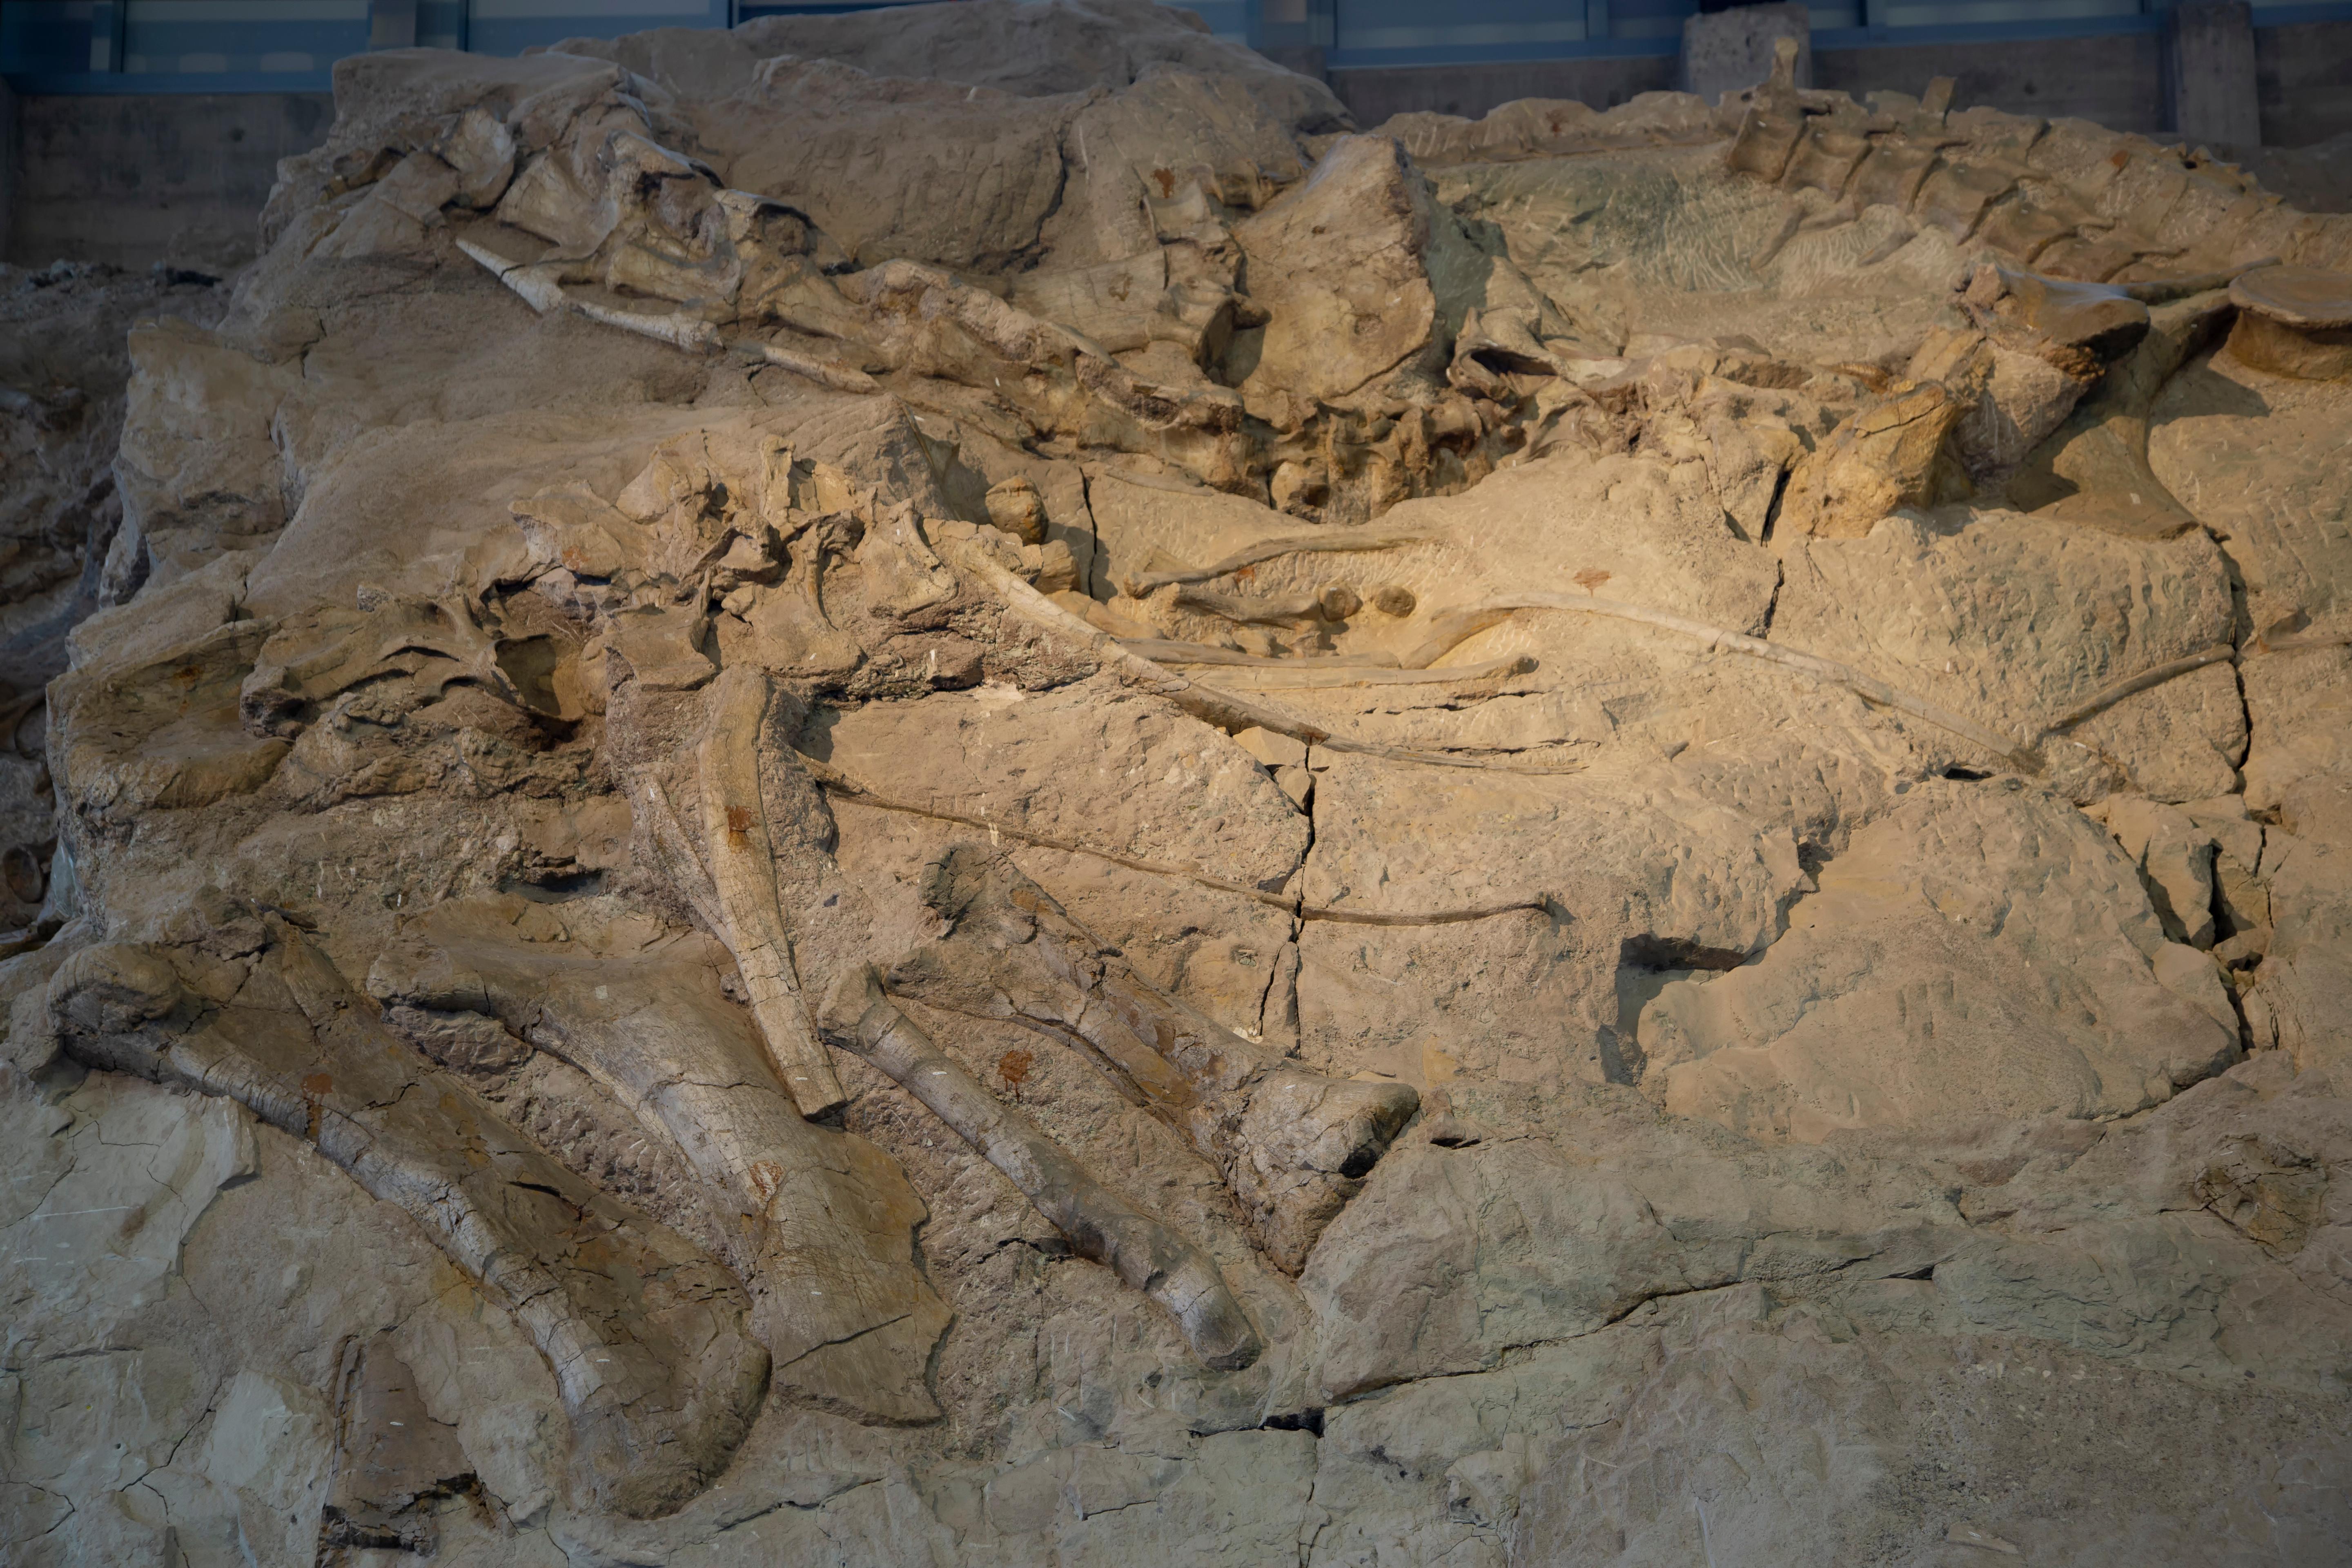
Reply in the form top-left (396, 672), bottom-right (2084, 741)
top-left (88, 0), bottom-right (127, 71)
top-left (1682, 3), bottom-right (1812, 105)
top-left (0, 76), bottom-right (15, 266)
top-left (2165, 1), bottom-right (2261, 151)
top-left (1253, 0), bottom-right (1331, 84)
top-left (368, 0), bottom-right (419, 51)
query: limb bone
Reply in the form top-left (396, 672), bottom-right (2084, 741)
top-left (886, 844), bottom-right (1419, 1274)
top-left (46, 922), bottom-right (768, 1519)
top-left (820, 965), bottom-right (1263, 1370)
top-left (367, 895), bottom-right (950, 1425)
top-left (618, 664), bottom-right (848, 1117)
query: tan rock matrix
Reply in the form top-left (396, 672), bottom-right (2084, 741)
top-left (5, 6), bottom-right (2352, 1561)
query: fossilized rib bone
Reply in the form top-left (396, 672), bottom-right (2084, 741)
top-left (2037, 642), bottom-right (2239, 739)
top-left (819, 964), bottom-right (1263, 1370)
top-left (366, 896), bottom-right (950, 1425)
top-left (805, 756), bottom-right (1551, 925)
top-left (945, 534), bottom-right (1582, 775)
top-left (1117, 638), bottom-right (1398, 669)
top-left (619, 664), bottom-right (848, 1118)
top-left (885, 844), bottom-right (1419, 1276)
top-left (42, 921), bottom-right (767, 1519)
top-left (695, 666), bottom-right (847, 1114)
top-left (1118, 528), bottom-right (1434, 595)
top-left (1401, 592), bottom-right (2038, 771)
top-left (1178, 655), bottom-right (1535, 690)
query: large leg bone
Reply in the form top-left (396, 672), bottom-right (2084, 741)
top-left (888, 844), bottom-right (1417, 1274)
top-left (616, 664), bottom-right (847, 1118)
top-left (44, 922), bottom-right (768, 1519)
top-left (820, 966), bottom-right (1261, 1371)
top-left (695, 665), bottom-right (847, 1115)
top-left (368, 896), bottom-right (950, 1425)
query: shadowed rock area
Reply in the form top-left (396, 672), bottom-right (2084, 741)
top-left (4, 6), bottom-right (2351, 1563)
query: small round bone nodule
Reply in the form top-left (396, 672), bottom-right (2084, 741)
top-left (2226, 265), bottom-right (2352, 379)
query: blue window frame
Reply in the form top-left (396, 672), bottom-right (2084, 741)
top-left (7, 0), bottom-right (2352, 93)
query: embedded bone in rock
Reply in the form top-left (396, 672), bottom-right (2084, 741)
top-left (819, 962), bottom-right (1264, 1371)
top-left (886, 842), bottom-right (1418, 1274)
top-left (612, 664), bottom-right (851, 1118)
top-left (35, 921), bottom-right (767, 1520)
top-left (2003, 288), bottom-right (2241, 539)
top-left (13, 4), bottom-right (2352, 1561)
top-left (317, 1336), bottom-right (478, 1554)
top-left (363, 890), bottom-right (950, 1423)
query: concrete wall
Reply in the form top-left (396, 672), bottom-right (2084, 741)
top-left (1334, 19), bottom-right (2352, 149)
top-left (6, 92), bottom-right (332, 271)
top-left (2256, 20), bottom-right (2352, 150)
top-left (1812, 31), bottom-right (2167, 136)
top-left (1330, 53), bottom-right (1679, 126)
top-left (6, 14), bottom-right (2350, 271)
top-left (0, 77), bottom-right (17, 264)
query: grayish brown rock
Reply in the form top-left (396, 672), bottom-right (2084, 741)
top-left (11, 9), bottom-right (2352, 1564)
top-left (2227, 264), bottom-right (2352, 379)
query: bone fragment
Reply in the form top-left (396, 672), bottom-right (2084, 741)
top-left (691, 664), bottom-right (848, 1116)
top-left (367, 897), bottom-right (949, 1424)
top-left (2225, 263), bottom-right (2352, 379)
top-left (1120, 527), bottom-right (1437, 595)
top-left (457, 234), bottom-right (565, 312)
top-left (2126, 257), bottom-right (2277, 304)
top-left (736, 338), bottom-right (884, 393)
top-left (944, 535), bottom-right (1583, 773)
top-left (1170, 583), bottom-right (1361, 626)
top-left (1401, 592), bottom-right (2037, 770)
top-left (1185, 655), bottom-right (1535, 690)
top-left (570, 296), bottom-right (724, 352)
top-left (2007, 291), bottom-right (2235, 539)
top-left (886, 845), bottom-right (1421, 1273)
top-left (47, 925), bottom-right (767, 1519)
top-left (2038, 642), bottom-right (2238, 738)
top-left (2255, 629), bottom-right (2352, 655)
top-left (806, 757), bottom-right (1551, 926)
top-left (1118, 638), bottom-right (1400, 668)
top-left (243, 595), bottom-right (520, 735)
top-left (820, 965), bottom-right (1263, 1370)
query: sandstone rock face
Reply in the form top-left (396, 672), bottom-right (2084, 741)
top-left (7, 6), bottom-right (2352, 1563)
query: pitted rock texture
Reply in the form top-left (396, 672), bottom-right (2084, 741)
top-left (5, 5), bottom-right (2352, 1564)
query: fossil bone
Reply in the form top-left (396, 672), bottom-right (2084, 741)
top-left (819, 963), bottom-right (1263, 1370)
top-left (884, 844), bottom-right (1420, 1275)
top-left (365, 894), bottom-right (951, 1424)
top-left (22, 16), bottom-right (2352, 1549)
top-left (1399, 592), bottom-right (2038, 769)
top-left (2226, 263), bottom-right (2352, 380)
top-left (619, 664), bottom-right (847, 1118)
top-left (43, 921), bottom-right (768, 1519)
top-left (2007, 290), bottom-right (2239, 539)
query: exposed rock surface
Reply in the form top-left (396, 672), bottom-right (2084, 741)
top-left (5, 6), bottom-right (2352, 1564)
